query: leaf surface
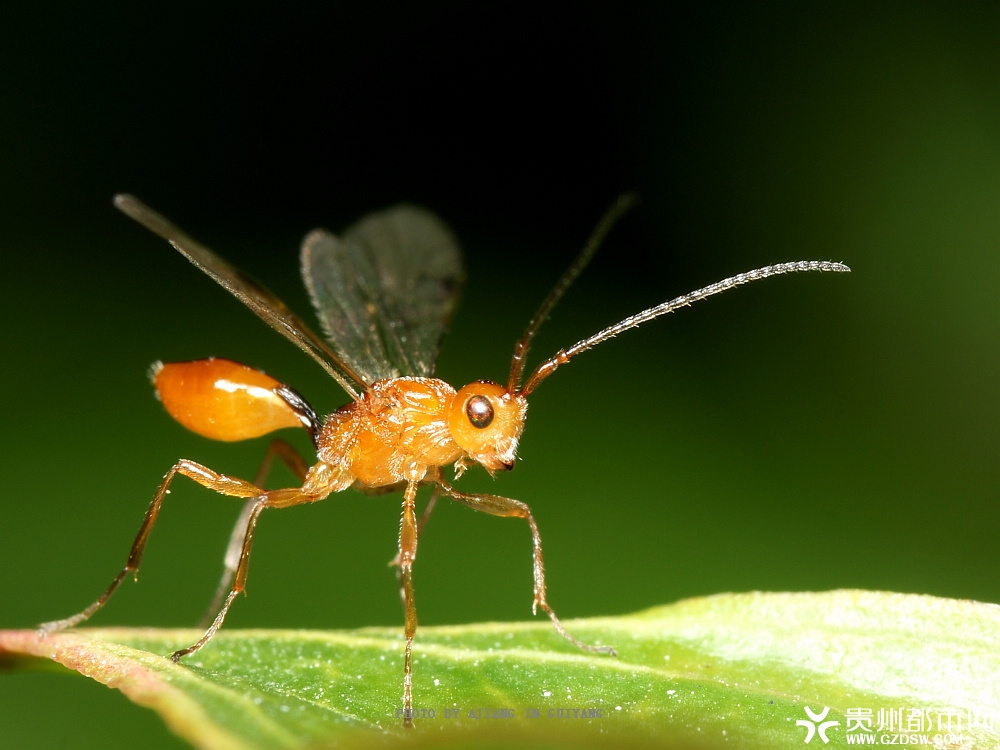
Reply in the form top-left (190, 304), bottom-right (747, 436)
top-left (2, 591), bottom-right (997, 749)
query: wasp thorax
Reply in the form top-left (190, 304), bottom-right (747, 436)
top-left (448, 381), bottom-right (527, 472)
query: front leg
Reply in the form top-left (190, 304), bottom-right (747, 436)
top-left (435, 478), bottom-right (616, 657)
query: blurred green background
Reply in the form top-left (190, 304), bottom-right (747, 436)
top-left (1, 3), bottom-right (998, 748)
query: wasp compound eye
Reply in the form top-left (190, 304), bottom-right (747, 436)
top-left (465, 395), bottom-right (495, 429)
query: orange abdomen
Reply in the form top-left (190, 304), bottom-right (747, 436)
top-left (153, 358), bottom-right (305, 441)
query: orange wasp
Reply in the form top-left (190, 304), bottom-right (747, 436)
top-left (41, 194), bottom-right (848, 726)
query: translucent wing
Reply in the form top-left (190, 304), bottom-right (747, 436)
top-left (114, 194), bottom-right (367, 400)
top-left (301, 204), bottom-right (464, 383)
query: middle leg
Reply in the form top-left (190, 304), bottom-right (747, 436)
top-left (397, 479), bottom-right (420, 728)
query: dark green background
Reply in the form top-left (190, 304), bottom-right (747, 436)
top-left (2, 3), bottom-right (998, 748)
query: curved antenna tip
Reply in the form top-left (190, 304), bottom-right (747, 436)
top-left (113, 193), bottom-right (147, 221)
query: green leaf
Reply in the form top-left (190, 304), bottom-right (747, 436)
top-left (2, 591), bottom-right (998, 749)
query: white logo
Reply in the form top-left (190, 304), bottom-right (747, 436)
top-left (797, 706), bottom-right (839, 744)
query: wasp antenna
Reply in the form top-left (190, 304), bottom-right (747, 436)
top-left (518, 260), bottom-right (851, 396)
top-left (507, 193), bottom-right (639, 393)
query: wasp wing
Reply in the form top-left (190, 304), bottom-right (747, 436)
top-left (301, 205), bottom-right (463, 383)
top-left (114, 194), bottom-right (367, 399)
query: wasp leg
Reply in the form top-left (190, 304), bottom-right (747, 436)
top-left (397, 480), bottom-right (420, 728)
top-left (39, 459), bottom-right (264, 637)
top-left (388, 485), bottom-right (439, 569)
top-left (169, 483), bottom-right (328, 662)
top-left (435, 478), bottom-right (617, 657)
top-left (199, 439), bottom-right (309, 628)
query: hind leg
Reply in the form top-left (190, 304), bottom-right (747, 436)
top-left (39, 459), bottom-right (264, 635)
